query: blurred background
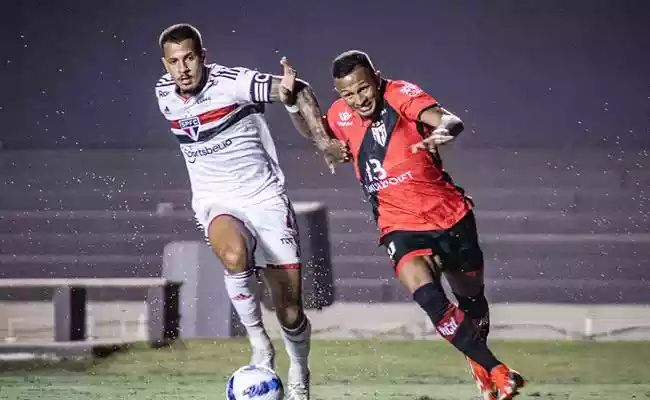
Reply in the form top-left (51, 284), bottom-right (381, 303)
top-left (0, 0), bottom-right (649, 343)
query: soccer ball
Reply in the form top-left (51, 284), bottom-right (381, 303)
top-left (226, 364), bottom-right (284, 400)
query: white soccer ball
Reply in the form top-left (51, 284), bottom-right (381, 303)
top-left (226, 364), bottom-right (284, 400)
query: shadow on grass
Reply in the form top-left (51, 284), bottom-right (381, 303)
top-left (0, 340), bottom-right (166, 375)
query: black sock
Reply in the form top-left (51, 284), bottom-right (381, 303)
top-left (414, 282), bottom-right (500, 372)
top-left (454, 286), bottom-right (490, 342)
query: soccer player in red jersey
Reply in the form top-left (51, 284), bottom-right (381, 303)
top-left (278, 52), bottom-right (526, 400)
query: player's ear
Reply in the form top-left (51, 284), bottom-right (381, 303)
top-left (199, 48), bottom-right (207, 63)
top-left (161, 57), bottom-right (170, 73)
top-left (332, 80), bottom-right (341, 95)
top-left (374, 70), bottom-right (382, 84)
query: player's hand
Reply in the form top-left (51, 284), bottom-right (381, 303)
top-left (322, 139), bottom-right (352, 174)
top-left (410, 127), bottom-right (455, 153)
top-left (279, 56), bottom-right (297, 105)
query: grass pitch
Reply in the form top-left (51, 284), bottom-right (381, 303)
top-left (1, 339), bottom-right (649, 399)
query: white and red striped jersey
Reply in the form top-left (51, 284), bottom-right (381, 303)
top-left (155, 64), bottom-right (287, 207)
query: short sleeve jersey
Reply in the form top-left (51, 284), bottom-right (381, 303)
top-left (155, 64), bottom-right (286, 207)
top-left (326, 79), bottom-right (472, 238)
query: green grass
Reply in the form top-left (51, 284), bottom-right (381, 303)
top-left (1, 339), bottom-right (649, 399)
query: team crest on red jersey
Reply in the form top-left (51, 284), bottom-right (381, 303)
top-left (179, 117), bottom-right (201, 141)
top-left (371, 120), bottom-right (387, 146)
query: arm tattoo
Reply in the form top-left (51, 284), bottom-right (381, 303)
top-left (269, 77), bottom-right (333, 150)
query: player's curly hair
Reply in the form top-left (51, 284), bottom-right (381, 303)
top-left (332, 50), bottom-right (376, 78)
top-left (158, 23), bottom-right (203, 53)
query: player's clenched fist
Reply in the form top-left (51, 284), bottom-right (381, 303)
top-left (322, 139), bottom-right (351, 172)
top-left (279, 56), bottom-right (297, 105)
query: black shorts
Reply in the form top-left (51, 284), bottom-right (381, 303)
top-left (380, 210), bottom-right (484, 275)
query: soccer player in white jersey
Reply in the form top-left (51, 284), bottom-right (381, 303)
top-left (154, 24), bottom-right (346, 400)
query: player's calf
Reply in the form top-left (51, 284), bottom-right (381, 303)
top-left (446, 266), bottom-right (490, 342)
top-left (412, 280), bottom-right (500, 372)
top-left (454, 288), bottom-right (490, 342)
top-left (397, 256), bottom-right (501, 374)
top-left (264, 267), bottom-right (311, 398)
top-left (208, 215), bottom-right (275, 369)
top-left (446, 268), bottom-right (494, 396)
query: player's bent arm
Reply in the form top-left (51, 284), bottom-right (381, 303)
top-left (419, 105), bottom-right (465, 137)
top-left (268, 77), bottom-right (334, 151)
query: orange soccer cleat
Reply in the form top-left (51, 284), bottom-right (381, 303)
top-left (467, 357), bottom-right (497, 400)
top-left (490, 364), bottom-right (526, 400)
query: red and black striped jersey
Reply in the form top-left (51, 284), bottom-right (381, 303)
top-left (326, 79), bottom-right (472, 238)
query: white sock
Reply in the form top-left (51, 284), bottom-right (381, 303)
top-left (281, 315), bottom-right (312, 383)
top-left (224, 269), bottom-right (271, 350)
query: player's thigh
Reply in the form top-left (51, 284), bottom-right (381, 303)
top-left (248, 197), bottom-right (301, 270)
top-left (438, 211), bottom-right (485, 297)
top-left (248, 199), bottom-right (303, 314)
top-left (199, 204), bottom-right (257, 273)
top-left (382, 231), bottom-right (441, 293)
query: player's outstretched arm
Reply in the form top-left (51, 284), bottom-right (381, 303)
top-left (411, 105), bottom-right (465, 153)
top-left (420, 105), bottom-right (464, 137)
top-left (270, 79), bottom-right (330, 150)
top-left (269, 57), bottom-right (350, 172)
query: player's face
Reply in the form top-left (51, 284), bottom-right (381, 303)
top-left (335, 66), bottom-right (381, 118)
top-left (162, 39), bottom-right (205, 94)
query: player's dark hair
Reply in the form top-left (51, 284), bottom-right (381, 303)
top-left (159, 23), bottom-right (203, 53)
top-left (332, 50), bottom-right (376, 78)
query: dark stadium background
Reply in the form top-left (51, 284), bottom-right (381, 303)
top-left (0, 0), bottom-right (649, 305)
top-left (1, 0), bottom-right (648, 149)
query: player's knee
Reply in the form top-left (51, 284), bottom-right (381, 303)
top-left (413, 281), bottom-right (451, 324)
top-left (275, 288), bottom-right (304, 328)
top-left (275, 302), bottom-right (304, 330)
top-left (270, 281), bottom-right (304, 329)
top-left (216, 244), bottom-right (249, 273)
top-left (454, 285), bottom-right (489, 318)
top-left (207, 215), bottom-right (254, 273)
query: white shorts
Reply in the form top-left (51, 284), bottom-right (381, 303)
top-left (194, 194), bottom-right (301, 268)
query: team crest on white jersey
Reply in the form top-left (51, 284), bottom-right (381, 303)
top-left (179, 117), bottom-right (201, 141)
top-left (371, 120), bottom-right (387, 147)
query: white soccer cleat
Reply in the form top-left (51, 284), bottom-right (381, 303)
top-left (285, 371), bottom-right (310, 400)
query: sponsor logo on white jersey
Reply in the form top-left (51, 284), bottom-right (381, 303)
top-left (182, 139), bottom-right (233, 163)
top-left (155, 64), bottom-right (286, 204)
